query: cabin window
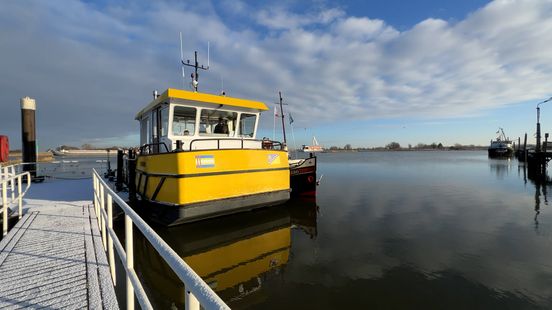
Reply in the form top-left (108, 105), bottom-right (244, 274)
top-left (140, 117), bottom-right (151, 145)
top-left (160, 107), bottom-right (169, 137)
top-left (152, 109), bottom-right (158, 140)
top-left (172, 106), bottom-right (197, 136)
top-left (199, 109), bottom-right (238, 136)
top-left (239, 113), bottom-right (257, 137)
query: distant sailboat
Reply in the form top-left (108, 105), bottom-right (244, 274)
top-left (302, 136), bottom-right (324, 153)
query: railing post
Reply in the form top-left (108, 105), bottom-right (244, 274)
top-left (9, 166), bottom-right (15, 202)
top-left (125, 214), bottom-right (135, 310)
top-left (101, 191), bottom-right (107, 250)
top-left (185, 291), bottom-right (200, 310)
top-left (107, 193), bottom-right (116, 285)
top-left (2, 182), bottom-right (7, 236)
top-left (93, 175), bottom-right (98, 217)
top-left (17, 176), bottom-right (22, 219)
top-left (99, 184), bottom-right (105, 235)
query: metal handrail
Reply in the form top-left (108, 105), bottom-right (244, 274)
top-left (189, 138), bottom-right (283, 151)
top-left (92, 169), bottom-right (229, 310)
top-left (139, 142), bottom-right (169, 154)
top-left (0, 169), bottom-right (31, 236)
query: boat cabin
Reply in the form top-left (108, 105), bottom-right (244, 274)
top-left (136, 89), bottom-right (269, 153)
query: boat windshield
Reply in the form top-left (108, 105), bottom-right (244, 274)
top-left (173, 106), bottom-right (197, 136)
top-left (239, 113), bottom-right (256, 137)
top-left (199, 109), bottom-right (238, 137)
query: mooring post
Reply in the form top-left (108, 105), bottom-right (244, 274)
top-left (524, 133), bottom-right (528, 163)
top-left (543, 133), bottom-right (549, 176)
top-left (20, 97), bottom-right (37, 178)
top-left (128, 149), bottom-right (137, 203)
top-left (106, 149), bottom-right (111, 175)
top-left (116, 149), bottom-right (123, 191)
top-left (536, 106), bottom-right (542, 153)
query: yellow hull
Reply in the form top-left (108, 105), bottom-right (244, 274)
top-left (135, 149), bottom-right (290, 225)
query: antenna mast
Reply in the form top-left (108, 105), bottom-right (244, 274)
top-left (179, 32), bottom-right (185, 88)
top-left (181, 42), bottom-right (210, 92)
top-left (277, 91), bottom-right (287, 145)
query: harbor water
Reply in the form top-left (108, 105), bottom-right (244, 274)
top-left (128, 150), bottom-right (552, 309)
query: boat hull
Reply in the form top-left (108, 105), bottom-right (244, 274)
top-left (289, 155), bottom-right (317, 196)
top-left (141, 190), bottom-right (289, 226)
top-left (488, 147), bottom-right (514, 158)
top-left (135, 149), bottom-right (290, 225)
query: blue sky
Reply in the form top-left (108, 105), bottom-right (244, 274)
top-left (1, 0), bottom-right (552, 150)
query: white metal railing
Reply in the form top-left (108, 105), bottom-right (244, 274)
top-left (92, 169), bottom-right (230, 310)
top-left (0, 166), bottom-right (31, 236)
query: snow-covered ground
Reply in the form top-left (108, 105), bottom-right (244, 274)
top-left (0, 177), bottom-right (118, 309)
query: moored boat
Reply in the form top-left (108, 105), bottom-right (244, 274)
top-left (289, 153), bottom-right (317, 196)
top-left (131, 88), bottom-right (290, 226)
top-left (488, 128), bottom-right (514, 158)
top-left (273, 92), bottom-right (319, 196)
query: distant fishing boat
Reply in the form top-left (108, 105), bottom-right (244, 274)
top-left (488, 128), bottom-right (514, 158)
top-left (302, 136), bottom-right (324, 153)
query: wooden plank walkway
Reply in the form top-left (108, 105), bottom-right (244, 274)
top-left (0, 200), bottom-right (118, 309)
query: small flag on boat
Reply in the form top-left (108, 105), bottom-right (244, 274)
top-left (267, 153), bottom-right (280, 164)
top-left (195, 155), bottom-right (215, 168)
top-left (289, 113), bottom-right (294, 125)
top-left (274, 107), bottom-right (279, 118)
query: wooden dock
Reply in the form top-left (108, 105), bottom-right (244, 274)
top-left (0, 189), bottom-right (118, 309)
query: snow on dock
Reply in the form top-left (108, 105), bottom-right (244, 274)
top-left (0, 179), bottom-right (118, 309)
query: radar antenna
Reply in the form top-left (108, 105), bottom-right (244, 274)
top-left (181, 40), bottom-right (210, 92)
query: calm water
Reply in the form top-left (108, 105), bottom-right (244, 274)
top-left (132, 151), bottom-right (552, 309)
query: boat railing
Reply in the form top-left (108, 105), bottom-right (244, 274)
top-left (0, 166), bottom-right (31, 236)
top-left (189, 138), bottom-right (284, 151)
top-left (92, 169), bottom-right (229, 310)
top-left (139, 142), bottom-right (169, 155)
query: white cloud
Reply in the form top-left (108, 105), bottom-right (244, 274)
top-left (1, 0), bottom-right (552, 148)
top-left (255, 7), bottom-right (344, 30)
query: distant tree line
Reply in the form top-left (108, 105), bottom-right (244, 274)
top-left (326, 142), bottom-right (487, 151)
top-left (55, 144), bottom-right (120, 151)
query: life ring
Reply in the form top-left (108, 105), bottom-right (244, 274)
top-left (307, 175), bottom-right (315, 183)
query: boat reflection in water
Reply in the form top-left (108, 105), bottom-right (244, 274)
top-left (133, 198), bottom-right (318, 308)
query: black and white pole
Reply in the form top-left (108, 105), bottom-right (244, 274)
top-left (20, 96), bottom-right (37, 178)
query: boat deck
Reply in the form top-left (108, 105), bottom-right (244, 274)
top-left (0, 179), bottom-right (118, 309)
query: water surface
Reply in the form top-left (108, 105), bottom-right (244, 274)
top-left (134, 151), bottom-right (552, 309)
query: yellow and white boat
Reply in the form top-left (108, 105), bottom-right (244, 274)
top-left (133, 88), bottom-right (290, 225)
